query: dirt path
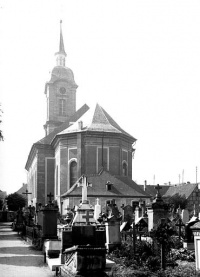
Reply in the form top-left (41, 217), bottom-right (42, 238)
top-left (0, 222), bottom-right (54, 277)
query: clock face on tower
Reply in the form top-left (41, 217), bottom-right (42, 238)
top-left (59, 87), bottom-right (66, 94)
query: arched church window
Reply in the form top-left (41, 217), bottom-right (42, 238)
top-left (59, 99), bottom-right (66, 116)
top-left (122, 161), bottom-right (128, 176)
top-left (70, 161), bottom-right (77, 188)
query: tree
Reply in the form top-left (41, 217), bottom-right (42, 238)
top-left (0, 103), bottom-right (3, 141)
top-left (0, 199), bottom-right (3, 210)
top-left (6, 193), bottom-right (27, 211)
top-left (165, 193), bottom-right (188, 211)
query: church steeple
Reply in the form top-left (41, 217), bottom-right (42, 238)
top-left (44, 21), bottom-right (77, 136)
top-left (55, 20), bottom-right (66, 66)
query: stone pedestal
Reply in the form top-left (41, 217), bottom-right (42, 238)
top-left (38, 202), bottom-right (59, 239)
top-left (191, 222), bottom-right (200, 271)
top-left (61, 245), bottom-right (106, 276)
top-left (147, 184), bottom-right (168, 231)
top-left (183, 242), bottom-right (194, 250)
top-left (105, 221), bottom-right (121, 252)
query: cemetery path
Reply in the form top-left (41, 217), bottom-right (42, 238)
top-left (0, 222), bottom-right (54, 277)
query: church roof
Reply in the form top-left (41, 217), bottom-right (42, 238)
top-left (58, 103), bottom-right (136, 141)
top-left (49, 66), bottom-right (77, 86)
top-left (37, 104), bottom-right (89, 145)
top-left (61, 171), bottom-right (149, 199)
top-left (57, 20), bottom-right (66, 56)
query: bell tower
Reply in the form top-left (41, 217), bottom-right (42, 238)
top-left (44, 21), bottom-right (78, 136)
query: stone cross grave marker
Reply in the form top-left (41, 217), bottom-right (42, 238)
top-left (175, 218), bottom-right (185, 239)
top-left (82, 210), bottom-right (94, 225)
top-left (47, 192), bottom-right (54, 203)
top-left (22, 189), bottom-right (32, 206)
top-left (22, 189), bottom-right (32, 198)
top-left (154, 184), bottom-right (162, 200)
top-left (77, 175), bottom-right (92, 203)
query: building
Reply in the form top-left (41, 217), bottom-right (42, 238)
top-left (25, 22), bottom-right (150, 214)
top-left (139, 181), bottom-right (200, 214)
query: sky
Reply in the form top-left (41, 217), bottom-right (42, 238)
top-left (1, 0), bottom-right (200, 194)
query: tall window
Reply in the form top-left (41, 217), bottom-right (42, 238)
top-left (122, 161), bottom-right (128, 176)
top-left (70, 161), bottom-right (77, 188)
top-left (59, 99), bottom-right (66, 116)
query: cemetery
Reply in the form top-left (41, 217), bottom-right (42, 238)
top-left (4, 181), bottom-right (200, 276)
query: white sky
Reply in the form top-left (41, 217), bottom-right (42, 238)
top-left (0, 0), bottom-right (200, 194)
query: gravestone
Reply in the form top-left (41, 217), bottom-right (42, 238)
top-left (147, 184), bottom-right (169, 231)
top-left (135, 206), bottom-right (141, 223)
top-left (59, 175), bottom-right (108, 276)
top-left (72, 176), bottom-right (96, 225)
top-left (122, 204), bottom-right (133, 224)
top-left (37, 193), bottom-right (59, 239)
top-left (105, 199), bottom-right (122, 252)
top-left (94, 198), bottom-right (101, 221)
top-left (183, 216), bottom-right (199, 250)
top-left (181, 209), bottom-right (189, 224)
top-left (191, 221), bottom-right (200, 271)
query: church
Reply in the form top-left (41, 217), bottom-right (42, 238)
top-left (25, 22), bottom-right (150, 214)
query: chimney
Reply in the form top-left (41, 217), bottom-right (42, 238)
top-left (144, 180), bottom-right (147, 191)
top-left (106, 181), bottom-right (112, 191)
top-left (78, 121), bottom-right (83, 130)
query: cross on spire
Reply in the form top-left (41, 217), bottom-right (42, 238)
top-left (77, 175), bottom-right (92, 204)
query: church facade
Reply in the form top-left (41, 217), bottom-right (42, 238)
top-left (25, 22), bottom-right (150, 214)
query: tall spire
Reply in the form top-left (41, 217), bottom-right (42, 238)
top-left (59, 20), bottom-right (66, 56)
top-left (55, 20), bottom-right (66, 66)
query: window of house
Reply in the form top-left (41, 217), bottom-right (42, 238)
top-left (59, 99), bottom-right (66, 116)
top-left (70, 160), bottom-right (77, 188)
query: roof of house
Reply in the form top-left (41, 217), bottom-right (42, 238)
top-left (0, 190), bottom-right (7, 200)
top-left (138, 185), bottom-right (170, 198)
top-left (163, 183), bottom-right (197, 199)
top-left (61, 171), bottom-right (149, 199)
top-left (58, 103), bottom-right (136, 141)
top-left (139, 183), bottom-right (198, 200)
top-left (15, 183), bottom-right (27, 197)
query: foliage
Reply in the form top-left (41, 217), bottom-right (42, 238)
top-left (156, 263), bottom-right (196, 277)
top-left (6, 193), bottom-right (27, 211)
top-left (165, 193), bottom-right (188, 211)
top-left (0, 198), bottom-right (3, 210)
top-left (169, 236), bottom-right (183, 249)
top-left (170, 248), bottom-right (195, 262)
top-left (108, 232), bottom-right (196, 277)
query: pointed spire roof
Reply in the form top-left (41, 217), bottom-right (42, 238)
top-left (58, 103), bottom-right (136, 141)
top-left (55, 20), bottom-right (66, 57)
top-left (59, 20), bottom-right (66, 56)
